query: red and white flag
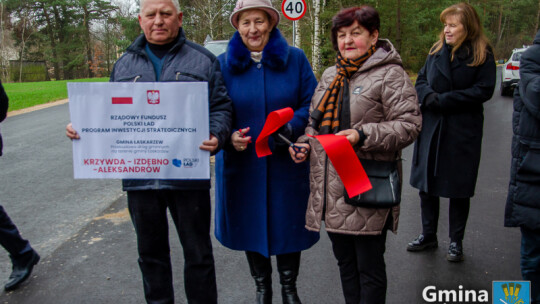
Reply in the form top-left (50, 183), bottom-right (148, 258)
top-left (112, 97), bottom-right (133, 104)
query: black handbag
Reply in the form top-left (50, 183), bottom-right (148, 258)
top-left (344, 159), bottom-right (401, 208)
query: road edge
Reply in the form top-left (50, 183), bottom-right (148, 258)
top-left (7, 99), bottom-right (69, 117)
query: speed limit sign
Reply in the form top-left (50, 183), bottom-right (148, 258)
top-left (281, 0), bottom-right (306, 21)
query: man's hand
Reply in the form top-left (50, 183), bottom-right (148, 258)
top-left (200, 134), bottom-right (219, 153)
top-left (66, 123), bottom-right (80, 140)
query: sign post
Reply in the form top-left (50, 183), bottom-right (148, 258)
top-left (68, 82), bottom-right (210, 180)
top-left (281, 0), bottom-right (306, 47)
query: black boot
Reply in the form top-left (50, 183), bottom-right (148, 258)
top-left (277, 252), bottom-right (302, 304)
top-left (246, 251), bottom-right (272, 304)
top-left (446, 242), bottom-right (464, 262)
top-left (5, 249), bottom-right (40, 291)
top-left (406, 234), bottom-right (438, 251)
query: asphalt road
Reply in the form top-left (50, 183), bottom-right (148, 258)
top-left (0, 68), bottom-right (524, 303)
top-left (0, 103), bottom-right (123, 274)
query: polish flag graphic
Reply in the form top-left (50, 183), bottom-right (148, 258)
top-left (112, 97), bottom-right (133, 104)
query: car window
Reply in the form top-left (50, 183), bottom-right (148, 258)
top-left (512, 52), bottom-right (522, 62)
top-left (204, 41), bottom-right (228, 56)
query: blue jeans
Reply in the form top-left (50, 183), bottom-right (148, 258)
top-left (521, 227), bottom-right (540, 304)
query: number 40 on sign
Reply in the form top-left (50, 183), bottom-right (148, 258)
top-left (281, 0), bottom-right (306, 21)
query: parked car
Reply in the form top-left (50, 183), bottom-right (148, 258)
top-left (500, 46), bottom-right (528, 96)
top-left (204, 40), bottom-right (229, 57)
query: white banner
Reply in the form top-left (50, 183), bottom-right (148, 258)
top-left (68, 82), bottom-right (210, 179)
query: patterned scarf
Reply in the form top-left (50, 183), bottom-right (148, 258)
top-left (311, 44), bottom-right (377, 134)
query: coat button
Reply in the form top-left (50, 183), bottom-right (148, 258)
top-left (257, 63), bottom-right (262, 69)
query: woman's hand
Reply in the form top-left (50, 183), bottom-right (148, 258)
top-left (231, 127), bottom-right (252, 152)
top-left (66, 123), bottom-right (80, 140)
top-left (336, 129), bottom-right (360, 146)
top-left (289, 143), bottom-right (310, 163)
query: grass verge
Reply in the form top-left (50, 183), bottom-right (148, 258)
top-left (3, 78), bottom-right (108, 112)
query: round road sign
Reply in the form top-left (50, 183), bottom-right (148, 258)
top-left (281, 0), bottom-right (306, 21)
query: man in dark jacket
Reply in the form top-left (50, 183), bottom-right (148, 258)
top-left (505, 29), bottom-right (540, 304)
top-left (67, 0), bottom-right (232, 302)
top-left (0, 81), bottom-right (40, 291)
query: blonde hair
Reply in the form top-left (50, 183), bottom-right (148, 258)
top-left (429, 2), bottom-right (491, 66)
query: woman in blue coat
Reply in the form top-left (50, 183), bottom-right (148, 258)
top-left (214, 0), bottom-right (319, 303)
top-left (407, 3), bottom-right (495, 262)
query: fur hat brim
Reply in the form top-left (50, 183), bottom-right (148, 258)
top-left (230, 6), bottom-right (280, 29)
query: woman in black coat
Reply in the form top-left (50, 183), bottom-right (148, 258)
top-left (505, 29), bottom-right (540, 303)
top-left (407, 3), bottom-right (496, 262)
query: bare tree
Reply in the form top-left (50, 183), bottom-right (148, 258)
top-left (191, 0), bottom-right (234, 40)
top-left (0, 2), bottom-right (6, 80)
top-left (12, 1), bottom-right (37, 82)
top-left (312, 0), bottom-right (321, 74)
top-left (533, 0), bottom-right (540, 37)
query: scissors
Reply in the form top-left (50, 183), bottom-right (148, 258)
top-left (277, 133), bottom-right (305, 160)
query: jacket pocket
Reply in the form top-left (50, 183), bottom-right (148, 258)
top-left (115, 74), bottom-right (142, 82)
top-left (516, 141), bottom-right (540, 184)
top-left (175, 71), bottom-right (206, 82)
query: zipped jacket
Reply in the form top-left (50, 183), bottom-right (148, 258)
top-left (505, 30), bottom-right (540, 230)
top-left (299, 39), bottom-right (421, 235)
top-left (111, 29), bottom-right (232, 190)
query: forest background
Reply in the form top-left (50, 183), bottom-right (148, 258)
top-left (0, 0), bottom-right (538, 82)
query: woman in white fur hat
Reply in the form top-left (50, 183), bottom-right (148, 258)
top-left (214, 0), bottom-right (320, 303)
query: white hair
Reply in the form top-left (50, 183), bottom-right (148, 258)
top-left (140, 0), bottom-right (181, 13)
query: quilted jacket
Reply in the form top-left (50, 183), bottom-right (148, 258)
top-left (504, 29), bottom-right (540, 230)
top-left (299, 39), bottom-right (421, 235)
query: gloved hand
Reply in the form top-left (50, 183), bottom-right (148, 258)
top-left (421, 93), bottom-right (441, 112)
top-left (273, 123), bottom-right (293, 147)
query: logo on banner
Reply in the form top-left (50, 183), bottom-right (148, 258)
top-left (182, 158), bottom-right (199, 168)
top-left (172, 159), bottom-right (182, 168)
top-left (493, 281), bottom-right (530, 304)
top-left (352, 86), bottom-right (363, 95)
top-left (112, 97), bottom-right (133, 104)
top-left (147, 90), bottom-right (160, 104)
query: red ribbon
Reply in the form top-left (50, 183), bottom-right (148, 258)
top-left (256, 107), bottom-right (294, 157)
top-left (309, 134), bottom-right (372, 197)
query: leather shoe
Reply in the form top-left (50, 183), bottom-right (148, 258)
top-left (407, 234), bottom-right (438, 251)
top-left (446, 242), bottom-right (464, 262)
top-left (5, 250), bottom-right (40, 291)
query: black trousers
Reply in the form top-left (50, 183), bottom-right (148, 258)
top-left (521, 227), bottom-right (540, 304)
top-left (328, 231), bottom-right (388, 304)
top-left (0, 205), bottom-right (33, 262)
top-left (420, 191), bottom-right (470, 242)
top-left (127, 190), bottom-right (217, 304)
